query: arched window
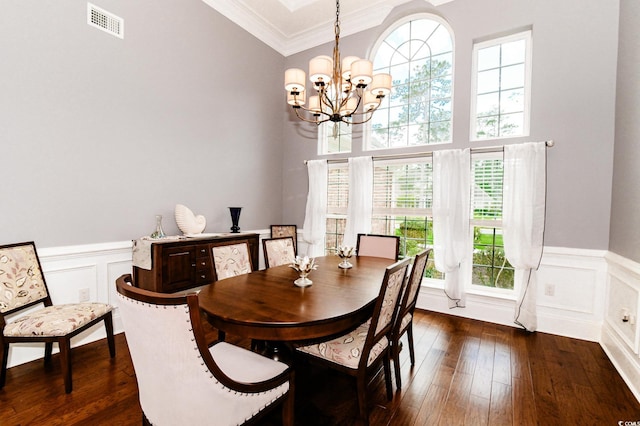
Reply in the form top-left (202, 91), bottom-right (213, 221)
top-left (366, 15), bottom-right (454, 150)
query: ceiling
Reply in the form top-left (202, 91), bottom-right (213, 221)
top-left (201, 0), bottom-right (454, 57)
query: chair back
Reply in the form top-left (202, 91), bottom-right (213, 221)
top-left (270, 225), bottom-right (297, 254)
top-left (263, 237), bottom-right (296, 268)
top-left (0, 242), bottom-right (51, 315)
top-left (399, 249), bottom-right (431, 322)
top-left (212, 242), bottom-right (252, 280)
top-left (360, 258), bottom-right (410, 368)
top-left (356, 234), bottom-right (400, 261)
top-left (115, 275), bottom-right (290, 425)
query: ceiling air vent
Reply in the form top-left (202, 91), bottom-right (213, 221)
top-left (87, 3), bottom-right (124, 39)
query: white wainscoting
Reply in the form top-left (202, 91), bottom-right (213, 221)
top-left (415, 246), bottom-right (608, 342)
top-left (601, 252), bottom-right (640, 402)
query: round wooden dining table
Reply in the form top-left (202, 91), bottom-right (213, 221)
top-left (197, 255), bottom-right (395, 342)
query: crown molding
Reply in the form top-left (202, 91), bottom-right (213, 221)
top-left (202, 0), bottom-right (456, 57)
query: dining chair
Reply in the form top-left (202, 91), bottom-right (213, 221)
top-left (270, 224), bottom-right (297, 254)
top-left (0, 241), bottom-right (115, 394)
top-left (391, 249), bottom-right (431, 389)
top-left (115, 274), bottom-right (295, 426)
top-left (356, 233), bottom-right (400, 261)
top-left (263, 236), bottom-right (296, 268)
top-left (295, 257), bottom-right (410, 425)
top-left (212, 242), bottom-right (252, 281)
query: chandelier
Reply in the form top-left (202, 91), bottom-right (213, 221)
top-left (284, 0), bottom-right (392, 129)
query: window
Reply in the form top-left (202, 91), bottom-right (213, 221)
top-left (324, 158), bottom-right (441, 279)
top-left (319, 121), bottom-right (352, 154)
top-left (470, 154), bottom-right (514, 290)
top-left (471, 30), bottom-right (532, 140)
top-left (366, 15), bottom-right (454, 150)
top-left (322, 153), bottom-right (514, 290)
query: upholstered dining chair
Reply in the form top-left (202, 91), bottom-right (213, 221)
top-left (212, 242), bottom-right (252, 281)
top-left (295, 258), bottom-right (410, 425)
top-left (270, 225), bottom-right (297, 254)
top-left (0, 241), bottom-right (115, 394)
top-left (356, 234), bottom-right (400, 261)
top-left (116, 274), bottom-right (294, 426)
top-left (391, 249), bottom-right (431, 389)
top-left (263, 236), bottom-right (296, 268)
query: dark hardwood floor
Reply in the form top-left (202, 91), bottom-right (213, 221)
top-left (1, 310), bottom-right (638, 425)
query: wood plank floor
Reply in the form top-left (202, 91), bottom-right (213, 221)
top-left (1, 310), bottom-right (638, 425)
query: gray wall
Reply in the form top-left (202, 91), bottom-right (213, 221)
top-left (609, 0), bottom-right (640, 262)
top-left (282, 0), bottom-right (620, 251)
top-left (0, 0), bottom-right (285, 247)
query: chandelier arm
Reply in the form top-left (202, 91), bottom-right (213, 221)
top-left (293, 107), bottom-right (333, 125)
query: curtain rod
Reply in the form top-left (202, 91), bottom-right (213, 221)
top-left (304, 140), bottom-right (555, 165)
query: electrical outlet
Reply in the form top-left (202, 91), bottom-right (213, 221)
top-left (79, 288), bottom-right (90, 302)
top-left (544, 283), bottom-right (555, 297)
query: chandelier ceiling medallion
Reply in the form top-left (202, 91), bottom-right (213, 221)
top-left (284, 0), bottom-right (392, 130)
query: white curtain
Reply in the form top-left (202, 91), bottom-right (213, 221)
top-left (342, 156), bottom-right (373, 247)
top-left (302, 160), bottom-right (328, 257)
top-left (433, 149), bottom-right (471, 308)
top-left (503, 142), bottom-right (546, 332)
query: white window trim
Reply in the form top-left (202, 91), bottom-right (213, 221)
top-left (470, 29), bottom-right (533, 141)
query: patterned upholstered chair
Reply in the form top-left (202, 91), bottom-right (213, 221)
top-left (0, 241), bottom-right (115, 393)
top-left (270, 225), bottom-right (297, 254)
top-left (116, 274), bottom-right (294, 426)
top-left (356, 234), bottom-right (400, 261)
top-left (296, 258), bottom-right (410, 425)
top-left (212, 242), bottom-right (252, 281)
top-left (391, 249), bottom-right (431, 389)
top-left (262, 237), bottom-right (296, 268)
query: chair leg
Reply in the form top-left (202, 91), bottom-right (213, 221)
top-left (104, 312), bottom-right (116, 358)
top-left (356, 373), bottom-right (370, 426)
top-left (407, 324), bottom-right (415, 366)
top-left (393, 339), bottom-right (402, 390)
top-left (0, 343), bottom-right (9, 389)
top-left (383, 354), bottom-right (393, 401)
top-left (44, 342), bottom-right (53, 364)
top-left (58, 338), bottom-right (73, 393)
top-left (218, 330), bottom-right (226, 341)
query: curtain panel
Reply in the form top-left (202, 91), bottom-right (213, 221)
top-left (433, 149), bottom-right (471, 308)
top-left (503, 142), bottom-right (547, 331)
top-left (343, 156), bottom-right (373, 248)
top-left (302, 160), bottom-right (328, 257)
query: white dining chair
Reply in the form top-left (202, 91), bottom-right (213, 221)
top-left (115, 274), bottom-right (294, 426)
top-left (356, 233), bottom-right (400, 260)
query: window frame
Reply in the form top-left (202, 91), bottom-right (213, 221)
top-left (364, 13), bottom-right (456, 151)
top-left (470, 29), bottom-right (533, 141)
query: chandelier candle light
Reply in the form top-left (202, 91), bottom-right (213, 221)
top-left (284, 0), bottom-right (392, 136)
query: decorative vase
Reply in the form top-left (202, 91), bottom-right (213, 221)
top-left (290, 256), bottom-right (317, 287)
top-left (229, 207), bottom-right (242, 233)
top-left (150, 215), bottom-right (166, 239)
top-left (337, 246), bottom-right (355, 269)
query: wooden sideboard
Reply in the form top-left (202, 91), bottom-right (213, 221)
top-left (133, 233), bottom-right (260, 293)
